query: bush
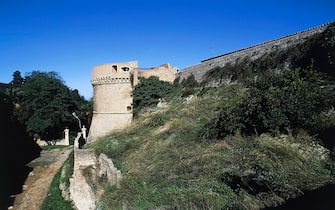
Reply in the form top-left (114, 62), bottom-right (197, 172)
top-left (204, 67), bottom-right (335, 139)
top-left (178, 74), bottom-right (199, 97)
top-left (133, 76), bottom-right (175, 116)
top-left (201, 57), bottom-right (254, 86)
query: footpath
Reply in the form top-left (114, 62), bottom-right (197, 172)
top-left (10, 146), bottom-right (72, 210)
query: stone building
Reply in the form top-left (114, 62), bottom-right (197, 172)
top-left (89, 21), bottom-right (333, 140)
top-left (89, 61), bottom-right (178, 139)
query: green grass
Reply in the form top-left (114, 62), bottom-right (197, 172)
top-left (40, 150), bottom-right (74, 210)
top-left (87, 85), bottom-right (335, 209)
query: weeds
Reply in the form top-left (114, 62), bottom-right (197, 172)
top-left (86, 82), bottom-right (335, 209)
top-left (40, 151), bottom-right (74, 210)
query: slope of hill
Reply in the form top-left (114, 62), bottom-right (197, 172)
top-left (88, 86), bottom-right (335, 209)
top-left (86, 22), bottom-right (335, 209)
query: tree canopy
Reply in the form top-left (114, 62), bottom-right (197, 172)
top-left (133, 76), bottom-right (175, 116)
top-left (9, 71), bottom-right (91, 140)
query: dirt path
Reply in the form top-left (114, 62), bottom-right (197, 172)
top-left (10, 146), bottom-right (73, 210)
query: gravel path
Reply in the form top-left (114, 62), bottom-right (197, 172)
top-left (10, 146), bottom-right (73, 210)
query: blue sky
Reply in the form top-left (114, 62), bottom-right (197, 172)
top-left (0, 0), bottom-right (334, 99)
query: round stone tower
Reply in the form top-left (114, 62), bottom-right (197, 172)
top-left (88, 61), bottom-right (138, 139)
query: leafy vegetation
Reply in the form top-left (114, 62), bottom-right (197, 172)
top-left (203, 67), bottom-right (335, 139)
top-left (5, 71), bottom-right (92, 140)
top-left (178, 74), bottom-right (199, 97)
top-left (87, 23), bottom-right (335, 209)
top-left (201, 22), bottom-right (335, 86)
top-left (133, 76), bottom-right (175, 116)
top-left (0, 92), bottom-right (41, 209)
top-left (89, 86), bottom-right (335, 209)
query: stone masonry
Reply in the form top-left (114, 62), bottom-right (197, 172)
top-left (70, 148), bottom-right (97, 210)
top-left (89, 21), bottom-right (333, 140)
top-left (89, 61), bottom-right (136, 139)
top-left (89, 61), bottom-right (178, 140)
top-left (180, 21), bottom-right (333, 82)
top-left (69, 148), bottom-right (123, 209)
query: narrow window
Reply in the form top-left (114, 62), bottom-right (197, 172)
top-left (122, 67), bottom-right (129, 71)
top-left (127, 106), bottom-right (132, 111)
top-left (112, 65), bottom-right (117, 72)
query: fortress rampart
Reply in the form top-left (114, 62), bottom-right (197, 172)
top-left (138, 64), bottom-right (178, 83)
top-left (89, 61), bottom-right (136, 139)
top-left (89, 61), bottom-right (178, 139)
top-left (89, 21), bottom-right (333, 139)
top-left (180, 21), bottom-right (333, 82)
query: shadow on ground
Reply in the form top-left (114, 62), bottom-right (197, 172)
top-left (0, 93), bottom-right (41, 209)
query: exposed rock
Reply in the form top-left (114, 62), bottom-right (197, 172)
top-left (69, 148), bottom-right (122, 210)
top-left (98, 153), bottom-right (122, 187)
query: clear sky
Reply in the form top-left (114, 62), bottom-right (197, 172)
top-left (1, 0), bottom-right (334, 99)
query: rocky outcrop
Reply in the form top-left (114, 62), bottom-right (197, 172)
top-left (98, 153), bottom-right (122, 187)
top-left (69, 149), bottom-right (97, 210)
top-left (69, 147), bottom-right (122, 210)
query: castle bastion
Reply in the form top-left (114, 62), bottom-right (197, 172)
top-left (89, 61), bottom-right (178, 140)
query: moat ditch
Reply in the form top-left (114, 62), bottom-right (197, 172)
top-left (0, 147), bottom-right (72, 209)
top-left (0, 164), bottom-right (33, 209)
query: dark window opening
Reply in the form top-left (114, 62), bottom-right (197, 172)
top-left (127, 106), bottom-right (132, 111)
top-left (112, 65), bottom-right (117, 72)
top-left (122, 67), bottom-right (130, 71)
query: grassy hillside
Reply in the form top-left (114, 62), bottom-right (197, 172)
top-left (88, 85), bottom-right (335, 209)
top-left (87, 22), bottom-right (335, 209)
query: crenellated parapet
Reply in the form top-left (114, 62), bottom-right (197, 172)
top-left (89, 61), bottom-right (137, 139)
top-left (89, 60), bottom-right (178, 140)
top-left (91, 76), bottom-right (131, 85)
top-left (91, 61), bottom-right (137, 86)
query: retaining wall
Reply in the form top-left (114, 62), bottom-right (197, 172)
top-left (180, 22), bottom-right (333, 82)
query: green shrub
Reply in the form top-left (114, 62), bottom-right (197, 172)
top-left (179, 74), bottom-right (199, 97)
top-left (146, 112), bottom-right (168, 127)
top-left (204, 67), bottom-right (335, 139)
top-left (133, 76), bottom-right (175, 116)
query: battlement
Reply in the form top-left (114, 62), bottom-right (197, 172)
top-left (91, 61), bottom-right (137, 81)
top-left (137, 63), bottom-right (178, 83)
top-left (89, 61), bottom-right (177, 139)
top-left (91, 77), bottom-right (131, 85)
top-left (181, 21), bottom-right (334, 82)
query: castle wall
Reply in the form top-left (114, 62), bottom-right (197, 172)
top-left (89, 22), bottom-right (332, 140)
top-left (89, 113), bottom-right (132, 138)
top-left (180, 22), bottom-right (332, 82)
top-left (92, 82), bottom-right (132, 113)
top-left (138, 63), bottom-right (178, 83)
top-left (89, 61), bottom-right (178, 140)
top-left (89, 61), bottom-right (137, 139)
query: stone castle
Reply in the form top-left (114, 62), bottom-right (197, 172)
top-left (88, 61), bottom-right (178, 139)
top-left (89, 21), bottom-right (333, 140)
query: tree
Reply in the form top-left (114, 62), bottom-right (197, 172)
top-left (15, 71), bottom-right (88, 140)
top-left (0, 92), bottom-right (40, 208)
top-left (10, 70), bottom-right (25, 88)
top-left (7, 70), bottom-right (25, 107)
top-left (133, 76), bottom-right (174, 116)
